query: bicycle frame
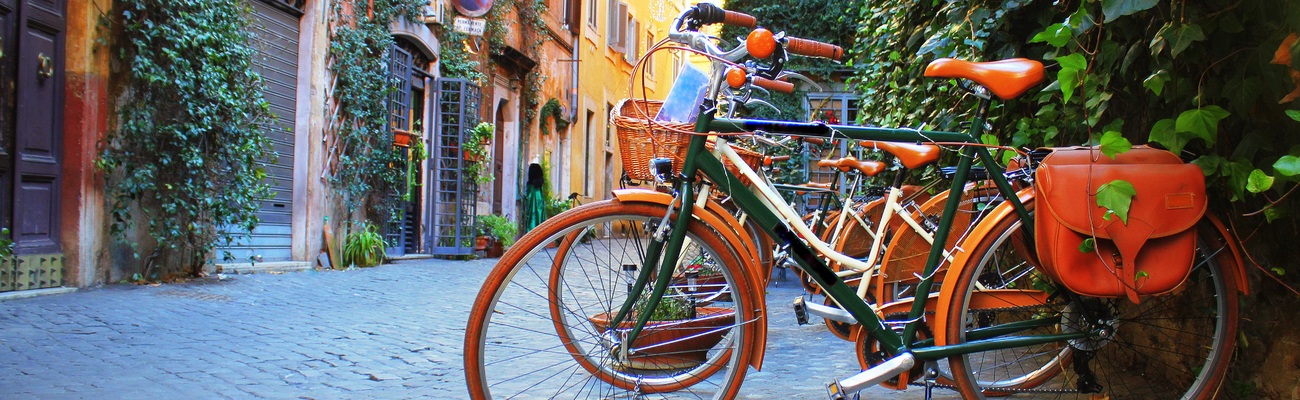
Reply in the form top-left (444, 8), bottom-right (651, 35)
top-left (607, 101), bottom-right (1081, 367)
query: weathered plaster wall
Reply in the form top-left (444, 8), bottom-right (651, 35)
top-left (61, 0), bottom-right (114, 286)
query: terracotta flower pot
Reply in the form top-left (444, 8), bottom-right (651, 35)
top-left (486, 241), bottom-right (504, 258)
top-left (393, 129), bottom-right (418, 147)
top-left (587, 307), bottom-right (734, 370)
top-left (474, 236), bottom-right (491, 251)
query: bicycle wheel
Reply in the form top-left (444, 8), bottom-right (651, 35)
top-left (465, 200), bottom-right (757, 399)
top-left (943, 207), bottom-right (1239, 399)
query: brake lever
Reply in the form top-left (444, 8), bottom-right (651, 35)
top-left (744, 98), bottom-right (780, 115)
top-left (778, 71), bottom-right (822, 91)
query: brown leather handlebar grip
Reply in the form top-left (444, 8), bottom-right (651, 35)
top-left (801, 137), bottom-right (827, 145)
top-left (785, 37), bottom-right (843, 61)
top-left (753, 77), bottom-right (794, 94)
top-left (722, 11), bottom-right (757, 29)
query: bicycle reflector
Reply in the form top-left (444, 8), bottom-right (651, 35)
top-left (746, 28), bottom-right (776, 59)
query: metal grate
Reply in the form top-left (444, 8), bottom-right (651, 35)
top-left (428, 78), bottom-right (481, 255)
top-left (385, 45), bottom-right (413, 256)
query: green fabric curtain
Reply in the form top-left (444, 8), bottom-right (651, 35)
top-left (523, 185), bottom-right (546, 232)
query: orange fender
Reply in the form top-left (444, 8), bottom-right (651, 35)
top-left (934, 188), bottom-right (1035, 346)
top-left (611, 189), bottom-right (769, 371)
top-left (1204, 212), bottom-right (1249, 295)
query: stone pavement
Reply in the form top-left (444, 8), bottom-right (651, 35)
top-left (0, 258), bottom-right (956, 399)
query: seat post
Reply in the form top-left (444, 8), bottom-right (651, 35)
top-left (974, 96), bottom-right (993, 125)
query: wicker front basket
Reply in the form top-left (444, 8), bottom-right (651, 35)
top-left (611, 98), bottom-right (762, 181)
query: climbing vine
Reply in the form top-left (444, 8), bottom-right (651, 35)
top-left (482, 0), bottom-right (551, 134)
top-left (327, 0), bottom-right (425, 217)
top-left (539, 98), bottom-right (570, 136)
top-left (850, 0), bottom-right (1300, 222)
top-left (99, 0), bottom-right (274, 275)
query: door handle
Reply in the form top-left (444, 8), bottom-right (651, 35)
top-left (37, 53), bottom-right (53, 79)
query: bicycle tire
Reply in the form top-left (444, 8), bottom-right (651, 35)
top-left (942, 206), bottom-right (1239, 399)
top-left (464, 200), bottom-right (757, 399)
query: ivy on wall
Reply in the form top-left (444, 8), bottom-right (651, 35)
top-left (718, 0), bottom-right (860, 78)
top-left (327, 0), bottom-right (425, 217)
top-left (98, 0), bottom-right (275, 276)
top-left (539, 98), bottom-right (569, 136)
top-left (850, 0), bottom-right (1300, 223)
top-left (482, 0), bottom-right (551, 134)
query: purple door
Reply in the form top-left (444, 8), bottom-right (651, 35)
top-left (7, 0), bottom-right (63, 255)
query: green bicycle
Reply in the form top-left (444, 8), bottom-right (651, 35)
top-left (464, 4), bottom-right (1244, 399)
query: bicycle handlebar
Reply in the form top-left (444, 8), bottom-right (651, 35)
top-left (785, 37), bottom-right (843, 61)
top-left (753, 76), bottom-right (795, 94)
top-left (691, 2), bottom-right (757, 28)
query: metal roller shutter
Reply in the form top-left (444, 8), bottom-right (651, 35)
top-left (218, 0), bottom-right (299, 262)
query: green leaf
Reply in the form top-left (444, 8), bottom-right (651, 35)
top-left (1099, 131), bottom-right (1132, 158)
top-left (1096, 180), bottom-right (1136, 225)
top-left (1274, 155), bottom-right (1300, 177)
top-left (1078, 238), bottom-right (1096, 253)
top-left (1220, 13), bottom-right (1244, 33)
top-left (1246, 169), bottom-right (1274, 193)
top-left (1030, 23), bottom-right (1072, 48)
top-left (1264, 207), bottom-right (1288, 223)
top-left (1167, 24), bottom-right (1206, 58)
top-left (1136, 271), bottom-right (1150, 279)
top-left (1222, 77), bottom-right (1262, 114)
top-left (1271, 267), bottom-right (1286, 276)
top-left (1224, 158), bottom-right (1253, 201)
top-left (1143, 70), bottom-right (1170, 95)
top-left (1102, 0), bottom-right (1158, 23)
top-left (1057, 53), bottom-right (1087, 70)
top-left (1192, 155), bottom-right (1225, 176)
top-left (1287, 110), bottom-right (1300, 122)
top-left (1057, 53), bottom-right (1087, 103)
top-left (1175, 106), bottom-right (1230, 147)
top-left (1148, 118), bottom-right (1193, 154)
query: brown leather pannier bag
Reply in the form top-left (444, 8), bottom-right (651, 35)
top-left (1034, 146), bottom-right (1206, 303)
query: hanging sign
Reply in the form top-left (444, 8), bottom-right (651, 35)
top-left (454, 17), bottom-right (487, 36)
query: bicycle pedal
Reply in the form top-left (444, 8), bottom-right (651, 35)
top-left (793, 297), bottom-right (809, 325)
top-left (825, 381), bottom-right (846, 400)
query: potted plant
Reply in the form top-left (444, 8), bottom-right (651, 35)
top-left (587, 294), bottom-right (734, 370)
top-left (393, 128), bottom-right (419, 147)
top-left (478, 215), bottom-right (517, 258)
top-left (342, 221), bottom-right (386, 268)
top-left (462, 123), bottom-right (495, 185)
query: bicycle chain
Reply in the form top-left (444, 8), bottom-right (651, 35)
top-left (878, 300), bottom-right (1056, 321)
top-left (911, 382), bottom-right (1080, 394)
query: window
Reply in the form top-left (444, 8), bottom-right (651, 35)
top-left (587, 0), bottom-right (597, 29)
top-left (605, 103), bottom-right (614, 146)
top-left (584, 110), bottom-right (595, 196)
top-left (607, 0), bottom-right (628, 53)
top-left (646, 32), bottom-right (655, 76)
top-left (672, 53), bottom-right (681, 80)
top-left (625, 18), bottom-right (639, 64)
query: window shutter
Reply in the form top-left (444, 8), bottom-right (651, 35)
top-left (626, 19), bottom-right (638, 64)
top-left (606, 0), bottom-right (617, 42)
top-left (620, 3), bottom-right (629, 51)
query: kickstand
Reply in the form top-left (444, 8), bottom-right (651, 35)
top-left (923, 361), bottom-right (940, 400)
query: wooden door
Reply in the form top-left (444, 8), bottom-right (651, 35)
top-left (11, 0), bottom-right (63, 255)
top-left (0, 0), bottom-right (18, 239)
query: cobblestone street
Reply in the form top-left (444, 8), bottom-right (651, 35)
top-left (0, 258), bottom-right (955, 399)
